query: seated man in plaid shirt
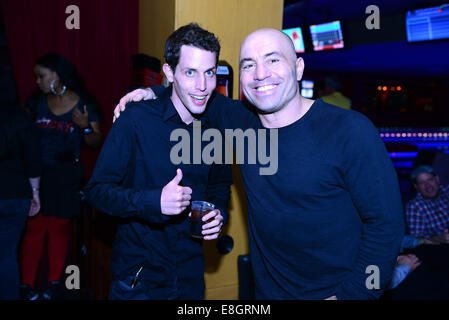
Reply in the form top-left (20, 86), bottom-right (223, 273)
top-left (383, 165), bottom-right (449, 299)
top-left (406, 165), bottom-right (449, 244)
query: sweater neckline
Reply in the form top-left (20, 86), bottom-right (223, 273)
top-left (271, 99), bottom-right (320, 134)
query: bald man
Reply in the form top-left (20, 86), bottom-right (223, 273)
top-left (113, 27), bottom-right (404, 300)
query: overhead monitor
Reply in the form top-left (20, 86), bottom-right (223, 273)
top-left (406, 4), bottom-right (449, 42)
top-left (282, 27), bottom-right (305, 53)
top-left (309, 20), bottom-right (344, 51)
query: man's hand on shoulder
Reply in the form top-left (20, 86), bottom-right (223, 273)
top-left (113, 87), bottom-right (156, 123)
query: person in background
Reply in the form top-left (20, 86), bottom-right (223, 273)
top-left (128, 53), bottom-right (163, 93)
top-left (384, 164), bottom-right (449, 299)
top-left (406, 165), bottom-right (449, 243)
top-left (19, 53), bottom-right (102, 300)
top-left (0, 104), bottom-right (41, 300)
top-left (319, 76), bottom-right (352, 110)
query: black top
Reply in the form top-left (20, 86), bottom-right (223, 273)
top-left (85, 93), bottom-right (232, 299)
top-left (212, 96), bottom-right (404, 299)
top-left (25, 94), bottom-right (99, 218)
top-left (0, 106), bottom-right (41, 200)
top-left (28, 94), bottom-right (99, 167)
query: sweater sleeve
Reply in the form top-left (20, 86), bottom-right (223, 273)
top-left (335, 114), bottom-right (405, 299)
top-left (85, 109), bottom-right (170, 224)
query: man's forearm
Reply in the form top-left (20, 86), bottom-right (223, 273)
top-left (85, 181), bottom-right (169, 224)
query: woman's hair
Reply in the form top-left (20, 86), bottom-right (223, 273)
top-left (35, 53), bottom-right (101, 118)
top-left (35, 53), bottom-right (94, 103)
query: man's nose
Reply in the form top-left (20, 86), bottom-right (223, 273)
top-left (423, 182), bottom-right (433, 189)
top-left (195, 74), bottom-right (207, 91)
top-left (255, 63), bottom-right (271, 81)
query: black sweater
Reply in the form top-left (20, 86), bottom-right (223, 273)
top-left (211, 95), bottom-right (405, 299)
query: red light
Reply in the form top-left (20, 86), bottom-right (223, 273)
top-left (382, 86), bottom-right (387, 91)
top-left (396, 86), bottom-right (402, 91)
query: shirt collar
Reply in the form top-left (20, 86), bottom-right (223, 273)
top-left (162, 97), bottom-right (179, 122)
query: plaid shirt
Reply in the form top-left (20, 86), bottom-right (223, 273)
top-left (406, 185), bottom-right (449, 238)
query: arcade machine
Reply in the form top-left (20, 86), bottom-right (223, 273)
top-left (216, 61), bottom-right (233, 98)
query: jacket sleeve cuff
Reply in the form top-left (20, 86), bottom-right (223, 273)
top-left (141, 188), bottom-right (170, 223)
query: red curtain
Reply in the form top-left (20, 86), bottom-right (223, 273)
top-left (0, 0), bottom-right (138, 179)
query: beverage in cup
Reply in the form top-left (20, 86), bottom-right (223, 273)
top-left (190, 201), bottom-right (215, 239)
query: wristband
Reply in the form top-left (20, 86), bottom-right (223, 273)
top-left (83, 125), bottom-right (94, 135)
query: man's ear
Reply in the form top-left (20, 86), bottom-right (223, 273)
top-left (163, 63), bottom-right (174, 83)
top-left (296, 57), bottom-right (305, 82)
top-left (436, 175), bottom-right (440, 185)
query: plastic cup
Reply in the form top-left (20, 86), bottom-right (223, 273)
top-left (190, 201), bottom-right (215, 239)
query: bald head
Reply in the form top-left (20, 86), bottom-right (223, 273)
top-left (240, 28), bottom-right (297, 64)
top-left (238, 27), bottom-right (305, 118)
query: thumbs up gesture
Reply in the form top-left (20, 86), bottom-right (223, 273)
top-left (160, 169), bottom-right (192, 215)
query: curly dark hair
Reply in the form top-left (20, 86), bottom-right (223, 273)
top-left (35, 53), bottom-right (95, 104)
top-left (164, 23), bottom-right (220, 71)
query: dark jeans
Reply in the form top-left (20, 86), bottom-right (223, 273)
top-left (0, 199), bottom-right (30, 300)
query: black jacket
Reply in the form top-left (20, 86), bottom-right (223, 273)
top-left (0, 106), bottom-right (41, 200)
top-left (85, 93), bottom-right (232, 299)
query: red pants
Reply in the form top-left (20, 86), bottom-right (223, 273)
top-left (20, 213), bottom-right (71, 288)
